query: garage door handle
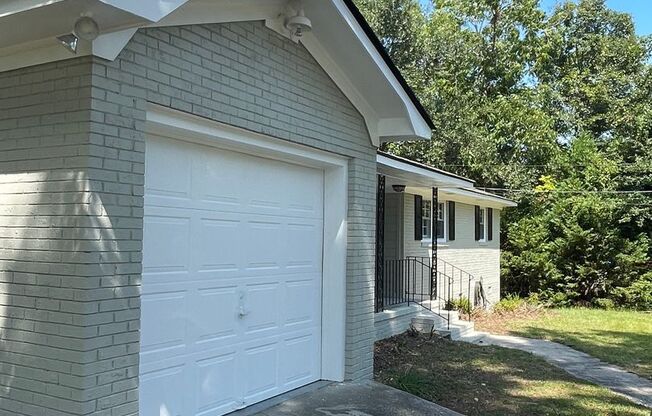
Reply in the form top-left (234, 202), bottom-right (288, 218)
top-left (238, 306), bottom-right (250, 318)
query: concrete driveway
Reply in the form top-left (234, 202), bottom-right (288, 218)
top-left (230, 381), bottom-right (463, 416)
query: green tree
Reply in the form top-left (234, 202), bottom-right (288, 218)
top-left (355, 0), bottom-right (652, 306)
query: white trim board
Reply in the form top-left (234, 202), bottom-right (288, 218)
top-left (145, 104), bottom-right (349, 383)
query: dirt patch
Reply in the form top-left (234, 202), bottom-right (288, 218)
top-left (473, 306), bottom-right (550, 334)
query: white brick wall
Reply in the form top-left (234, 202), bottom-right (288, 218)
top-left (0, 21), bottom-right (378, 415)
top-left (402, 193), bottom-right (502, 305)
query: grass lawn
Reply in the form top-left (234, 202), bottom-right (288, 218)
top-left (374, 333), bottom-right (650, 416)
top-left (475, 308), bottom-right (652, 380)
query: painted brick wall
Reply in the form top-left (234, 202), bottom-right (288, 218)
top-left (402, 194), bottom-right (502, 304)
top-left (0, 58), bottom-right (130, 416)
top-left (1, 20), bottom-right (377, 415)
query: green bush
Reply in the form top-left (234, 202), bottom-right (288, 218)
top-left (613, 273), bottom-right (652, 310)
top-left (591, 298), bottom-right (615, 310)
top-left (493, 294), bottom-right (526, 314)
top-left (443, 297), bottom-right (472, 315)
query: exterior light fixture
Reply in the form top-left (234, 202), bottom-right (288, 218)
top-left (57, 33), bottom-right (79, 54)
top-left (285, 7), bottom-right (312, 37)
top-left (392, 185), bottom-right (406, 193)
top-left (57, 16), bottom-right (100, 54)
top-left (74, 16), bottom-right (100, 41)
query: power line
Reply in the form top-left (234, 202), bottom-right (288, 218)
top-left (478, 187), bottom-right (652, 194)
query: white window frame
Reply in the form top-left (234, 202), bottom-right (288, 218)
top-left (436, 201), bottom-right (447, 242)
top-left (421, 199), bottom-right (447, 244)
top-left (478, 207), bottom-right (487, 242)
top-left (422, 199), bottom-right (432, 240)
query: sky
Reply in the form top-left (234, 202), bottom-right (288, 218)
top-left (419, 0), bottom-right (651, 36)
top-left (540, 0), bottom-right (652, 35)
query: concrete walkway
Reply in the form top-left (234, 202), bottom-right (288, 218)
top-left (468, 332), bottom-right (652, 408)
top-left (240, 381), bottom-right (463, 416)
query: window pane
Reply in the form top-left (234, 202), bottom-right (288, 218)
top-left (436, 203), bottom-right (445, 239)
top-left (436, 219), bottom-right (445, 239)
top-left (479, 209), bottom-right (485, 240)
top-left (422, 200), bottom-right (431, 238)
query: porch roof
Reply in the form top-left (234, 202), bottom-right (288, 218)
top-left (377, 151), bottom-right (517, 208)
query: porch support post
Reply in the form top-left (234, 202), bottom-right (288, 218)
top-left (431, 187), bottom-right (438, 301)
top-left (375, 174), bottom-right (386, 312)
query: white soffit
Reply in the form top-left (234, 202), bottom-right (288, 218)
top-left (0, 0), bottom-right (432, 144)
top-left (377, 153), bottom-right (474, 189)
top-left (440, 187), bottom-right (517, 208)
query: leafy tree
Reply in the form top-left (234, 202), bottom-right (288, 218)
top-left (355, 0), bottom-right (652, 307)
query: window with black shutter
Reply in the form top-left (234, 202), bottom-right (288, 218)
top-left (487, 207), bottom-right (493, 241)
top-left (448, 201), bottom-right (455, 241)
top-left (414, 195), bottom-right (423, 240)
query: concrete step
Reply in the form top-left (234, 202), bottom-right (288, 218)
top-left (432, 320), bottom-right (474, 340)
top-left (412, 309), bottom-right (476, 340)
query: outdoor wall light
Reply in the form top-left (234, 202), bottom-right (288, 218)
top-left (285, 7), bottom-right (312, 37)
top-left (57, 33), bottom-right (79, 54)
top-left (74, 16), bottom-right (100, 41)
top-left (392, 185), bottom-right (406, 193)
top-left (57, 15), bottom-right (100, 54)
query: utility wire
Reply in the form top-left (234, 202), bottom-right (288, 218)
top-left (476, 187), bottom-right (652, 194)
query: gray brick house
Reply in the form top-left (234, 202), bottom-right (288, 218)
top-left (0, 1), bottom-right (434, 415)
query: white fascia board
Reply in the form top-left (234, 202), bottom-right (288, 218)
top-left (0, 0), bottom-right (66, 18)
top-left (329, 0), bottom-right (431, 141)
top-left (440, 187), bottom-right (517, 208)
top-left (298, 32), bottom-right (381, 147)
top-left (0, 37), bottom-right (93, 73)
top-left (378, 154), bottom-right (474, 188)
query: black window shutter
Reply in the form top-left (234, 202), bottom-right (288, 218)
top-left (474, 205), bottom-right (481, 241)
top-left (448, 201), bottom-right (456, 241)
top-left (487, 208), bottom-right (493, 241)
top-left (414, 195), bottom-right (423, 240)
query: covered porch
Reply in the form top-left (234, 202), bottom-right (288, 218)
top-left (374, 152), bottom-right (516, 337)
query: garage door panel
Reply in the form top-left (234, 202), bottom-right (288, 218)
top-left (143, 136), bottom-right (324, 416)
top-left (193, 286), bottom-right (239, 345)
top-left (140, 363), bottom-right (189, 416)
top-left (242, 342), bottom-right (279, 403)
top-left (194, 351), bottom-right (239, 415)
top-left (146, 137), bottom-right (193, 201)
top-left (284, 277), bottom-right (321, 327)
top-left (280, 333), bottom-right (320, 387)
top-left (243, 282), bottom-right (280, 334)
top-left (143, 214), bottom-right (191, 275)
top-left (286, 222), bottom-right (323, 271)
top-left (194, 217), bottom-right (242, 274)
top-left (140, 290), bottom-right (188, 359)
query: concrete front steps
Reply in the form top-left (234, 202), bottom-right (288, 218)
top-left (411, 309), bottom-right (476, 340)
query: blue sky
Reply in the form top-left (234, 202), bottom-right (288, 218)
top-left (540, 0), bottom-right (652, 35)
top-left (419, 0), bottom-right (651, 36)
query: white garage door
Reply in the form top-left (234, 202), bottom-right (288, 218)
top-left (140, 136), bottom-right (324, 416)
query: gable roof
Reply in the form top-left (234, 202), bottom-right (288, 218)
top-left (342, 0), bottom-right (434, 130)
top-left (0, 0), bottom-right (433, 145)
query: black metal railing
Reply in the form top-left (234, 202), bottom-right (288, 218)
top-left (381, 257), bottom-right (432, 309)
top-left (375, 255), bottom-right (483, 329)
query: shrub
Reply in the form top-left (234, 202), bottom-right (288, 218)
top-left (591, 298), bottom-right (615, 310)
top-left (493, 294), bottom-right (525, 314)
top-left (443, 297), bottom-right (473, 315)
top-left (613, 273), bottom-right (652, 310)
